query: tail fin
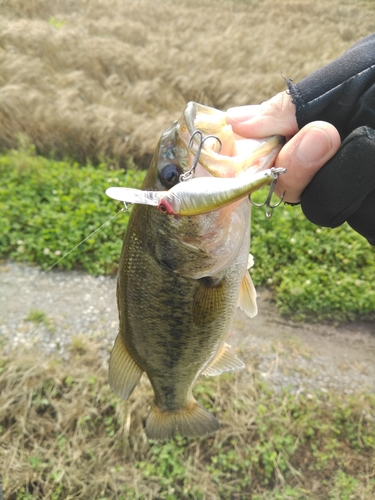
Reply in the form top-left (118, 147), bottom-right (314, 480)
top-left (145, 399), bottom-right (220, 441)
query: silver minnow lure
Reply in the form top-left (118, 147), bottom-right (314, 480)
top-left (106, 167), bottom-right (286, 216)
top-left (158, 167), bottom-right (286, 215)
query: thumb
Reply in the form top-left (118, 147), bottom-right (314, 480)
top-left (274, 122), bottom-right (341, 203)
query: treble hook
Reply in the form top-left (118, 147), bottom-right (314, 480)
top-left (180, 130), bottom-right (222, 182)
top-left (249, 167), bottom-right (286, 218)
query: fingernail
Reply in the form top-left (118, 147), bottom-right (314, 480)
top-left (226, 105), bottom-right (259, 123)
top-left (295, 127), bottom-right (332, 165)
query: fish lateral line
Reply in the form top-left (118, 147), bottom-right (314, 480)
top-left (45, 206), bottom-right (127, 272)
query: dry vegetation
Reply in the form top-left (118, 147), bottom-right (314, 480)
top-left (1, 344), bottom-right (375, 499)
top-left (0, 0), bottom-right (374, 166)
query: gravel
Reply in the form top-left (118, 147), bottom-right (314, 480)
top-left (0, 261), bottom-right (118, 358)
top-left (1, 261), bottom-right (374, 394)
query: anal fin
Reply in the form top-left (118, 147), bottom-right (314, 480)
top-left (146, 399), bottom-right (220, 441)
top-left (203, 343), bottom-right (245, 376)
top-left (109, 333), bottom-right (143, 400)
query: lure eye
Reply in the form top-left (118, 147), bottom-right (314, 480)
top-left (159, 164), bottom-right (182, 189)
top-left (158, 199), bottom-right (174, 215)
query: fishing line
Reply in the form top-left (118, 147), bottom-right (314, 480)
top-left (46, 206), bottom-right (127, 272)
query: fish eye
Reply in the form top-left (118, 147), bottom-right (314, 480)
top-left (159, 164), bottom-right (182, 188)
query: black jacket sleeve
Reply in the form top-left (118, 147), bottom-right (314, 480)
top-left (286, 33), bottom-right (375, 245)
top-left (287, 33), bottom-right (375, 137)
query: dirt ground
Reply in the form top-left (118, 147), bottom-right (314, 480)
top-left (1, 261), bottom-right (374, 395)
top-left (232, 293), bottom-right (375, 395)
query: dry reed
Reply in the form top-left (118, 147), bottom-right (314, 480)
top-left (0, 0), bottom-right (374, 166)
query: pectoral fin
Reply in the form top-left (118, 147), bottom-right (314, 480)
top-left (203, 343), bottom-right (245, 376)
top-left (109, 333), bottom-right (143, 400)
top-left (238, 271), bottom-right (257, 318)
top-left (193, 277), bottom-right (227, 327)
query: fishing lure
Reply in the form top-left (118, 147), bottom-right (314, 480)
top-left (106, 167), bottom-right (286, 216)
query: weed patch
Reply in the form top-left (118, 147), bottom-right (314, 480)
top-left (250, 187), bottom-right (375, 321)
top-left (2, 151), bottom-right (374, 320)
top-left (24, 309), bottom-right (55, 333)
top-left (0, 151), bottom-right (145, 275)
top-left (0, 348), bottom-right (374, 499)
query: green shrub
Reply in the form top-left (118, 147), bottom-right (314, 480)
top-left (250, 187), bottom-right (375, 321)
top-left (0, 151), bottom-right (145, 275)
top-left (1, 151), bottom-right (374, 320)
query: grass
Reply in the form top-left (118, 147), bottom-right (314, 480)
top-left (24, 309), bottom-right (49, 325)
top-left (1, 149), bottom-right (374, 321)
top-left (24, 309), bottom-right (55, 333)
top-left (0, 346), bottom-right (374, 499)
top-left (0, 149), bottom-right (145, 275)
top-left (250, 187), bottom-right (375, 322)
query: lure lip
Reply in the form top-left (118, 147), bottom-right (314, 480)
top-left (105, 187), bottom-right (162, 206)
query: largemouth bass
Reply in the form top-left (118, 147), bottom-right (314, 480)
top-left (109, 102), bottom-right (283, 440)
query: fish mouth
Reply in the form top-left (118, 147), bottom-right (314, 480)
top-left (106, 102), bottom-right (285, 214)
top-left (182, 101), bottom-right (284, 178)
top-left (184, 101), bottom-right (226, 139)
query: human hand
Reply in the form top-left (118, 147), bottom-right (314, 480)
top-left (226, 91), bottom-right (341, 204)
top-left (226, 34), bottom-right (375, 245)
top-left (227, 91), bottom-right (375, 245)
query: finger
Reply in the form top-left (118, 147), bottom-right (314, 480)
top-left (274, 122), bottom-right (341, 203)
top-left (226, 91), bottom-right (298, 138)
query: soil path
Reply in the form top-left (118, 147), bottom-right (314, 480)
top-left (1, 261), bottom-right (374, 394)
